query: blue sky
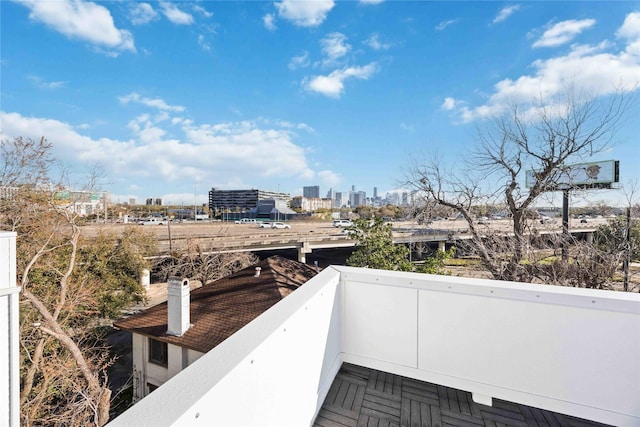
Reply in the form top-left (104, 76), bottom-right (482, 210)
top-left (1, 1), bottom-right (639, 206)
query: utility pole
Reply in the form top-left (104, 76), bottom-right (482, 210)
top-left (623, 206), bottom-right (631, 292)
top-left (562, 189), bottom-right (569, 261)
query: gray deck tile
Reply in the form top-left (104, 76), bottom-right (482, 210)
top-left (313, 364), bottom-right (611, 427)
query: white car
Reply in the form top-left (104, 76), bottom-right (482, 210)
top-left (259, 222), bottom-right (271, 228)
top-left (271, 222), bottom-right (290, 229)
top-left (333, 219), bottom-right (353, 227)
top-left (234, 218), bottom-right (257, 224)
top-left (140, 218), bottom-right (166, 225)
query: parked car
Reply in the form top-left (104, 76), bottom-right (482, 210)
top-left (580, 219), bottom-right (588, 223)
top-left (333, 219), bottom-right (353, 227)
top-left (140, 218), bottom-right (166, 225)
top-left (271, 222), bottom-right (290, 229)
top-left (259, 222), bottom-right (271, 228)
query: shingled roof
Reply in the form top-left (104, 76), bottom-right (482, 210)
top-left (113, 256), bottom-right (318, 354)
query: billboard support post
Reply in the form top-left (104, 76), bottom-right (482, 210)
top-left (562, 190), bottom-right (570, 261)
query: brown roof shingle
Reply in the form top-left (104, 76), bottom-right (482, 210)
top-left (113, 256), bottom-right (318, 353)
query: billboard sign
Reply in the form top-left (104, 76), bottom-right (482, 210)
top-left (526, 160), bottom-right (619, 190)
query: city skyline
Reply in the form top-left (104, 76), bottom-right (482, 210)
top-left (1, 1), bottom-right (639, 207)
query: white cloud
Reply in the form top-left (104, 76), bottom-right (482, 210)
top-left (304, 63), bottom-right (377, 98)
top-left (441, 97), bottom-right (458, 111)
top-left (198, 34), bottom-right (211, 52)
top-left (263, 13), bottom-right (277, 31)
top-left (533, 19), bottom-right (596, 48)
top-left (359, 0), bottom-right (384, 4)
top-left (0, 111), bottom-right (316, 197)
top-left (435, 19), bottom-right (458, 31)
top-left (289, 51), bottom-right (310, 70)
top-left (160, 1), bottom-right (194, 25)
top-left (318, 170), bottom-right (341, 187)
top-left (274, 0), bottom-right (335, 27)
top-left (192, 4), bottom-right (213, 18)
top-left (365, 33), bottom-right (391, 50)
top-left (15, 0), bottom-right (135, 54)
top-left (492, 5), bottom-right (521, 24)
top-left (617, 12), bottom-right (640, 56)
top-left (129, 3), bottom-right (158, 25)
top-left (320, 32), bottom-right (351, 66)
top-left (446, 13), bottom-right (640, 123)
top-left (28, 75), bottom-right (65, 89)
top-left (400, 123), bottom-right (414, 132)
top-left (119, 93), bottom-right (185, 112)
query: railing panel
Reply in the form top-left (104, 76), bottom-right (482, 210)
top-left (110, 268), bottom-right (342, 427)
top-left (343, 281), bottom-right (417, 368)
top-left (418, 290), bottom-right (640, 424)
top-left (336, 266), bottom-right (640, 427)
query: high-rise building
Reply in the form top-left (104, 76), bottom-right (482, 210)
top-left (326, 188), bottom-right (334, 201)
top-left (349, 191), bottom-right (366, 208)
top-left (303, 185), bottom-right (320, 199)
top-left (334, 192), bottom-right (344, 208)
top-left (373, 187), bottom-right (378, 198)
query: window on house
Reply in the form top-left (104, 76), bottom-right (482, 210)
top-left (149, 338), bottom-right (168, 367)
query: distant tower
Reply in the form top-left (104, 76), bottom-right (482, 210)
top-left (326, 188), bottom-right (334, 200)
top-left (351, 185), bottom-right (355, 192)
top-left (373, 187), bottom-right (378, 198)
top-left (303, 185), bottom-right (320, 198)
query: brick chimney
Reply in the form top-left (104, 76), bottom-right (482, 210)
top-left (167, 277), bottom-right (190, 336)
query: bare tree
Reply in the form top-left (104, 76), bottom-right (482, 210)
top-left (2, 137), bottom-right (151, 425)
top-left (156, 238), bottom-right (258, 286)
top-left (406, 90), bottom-right (633, 284)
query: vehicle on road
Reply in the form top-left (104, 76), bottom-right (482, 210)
top-left (333, 219), bottom-right (353, 227)
top-left (477, 217), bottom-right (490, 225)
top-left (540, 216), bottom-right (553, 224)
top-left (140, 218), bottom-right (166, 225)
top-left (234, 218), bottom-right (257, 224)
top-left (580, 219), bottom-right (588, 223)
top-left (259, 222), bottom-right (272, 228)
top-left (271, 222), bottom-right (290, 229)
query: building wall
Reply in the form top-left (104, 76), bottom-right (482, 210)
top-left (0, 232), bottom-right (19, 427)
top-left (290, 197), bottom-right (333, 212)
top-left (131, 333), bottom-right (204, 402)
top-left (209, 188), bottom-right (290, 212)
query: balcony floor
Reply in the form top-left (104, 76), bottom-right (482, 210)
top-left (314, 363), bottom-right (608, 427)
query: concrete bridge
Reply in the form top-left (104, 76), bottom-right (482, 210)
top-left (137, 221), bottom-right (599, 263)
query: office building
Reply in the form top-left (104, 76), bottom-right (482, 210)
top-left (303, 186), bottom-right (320, 199)
top-left (208, 188), bottom-right (290, 212)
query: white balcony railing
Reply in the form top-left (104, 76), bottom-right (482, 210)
top-left (110, 266), bottom-right (640, 427)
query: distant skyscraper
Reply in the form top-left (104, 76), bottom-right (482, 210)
top-left (350, 191), bottom-right (366, 208)
top-left (326, 188), bottom-right (334, 201)
top-left (373, 187), bottom-right (378, 198)
top-left (335, 192), bottom-right (344, 208)
top-left (129, 197), bottom-right (136, 205)
top-left (351, 185), bottom-right (355, 192)
top-left (303, 185), bottom-right (320, 198)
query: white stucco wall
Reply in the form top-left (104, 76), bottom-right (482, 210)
top-left (130, 333), bottom-right (204, 402)
top-left (0, 231), bottom-right (19, 427)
